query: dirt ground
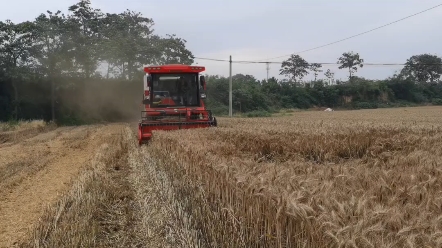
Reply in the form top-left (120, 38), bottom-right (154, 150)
top-left (0, 124), bottom-right (127, 247)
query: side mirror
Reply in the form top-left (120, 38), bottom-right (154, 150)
top-left (200, 75), bottom-right (206, 90)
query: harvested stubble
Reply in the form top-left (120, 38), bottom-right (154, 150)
top-left (147, 106), bottom-right (442, 248)
top-left (127, 127), bottom-right (202, 247)
top-left (0, 120), bottom-right (47, 131)
top-left (18, 126), bottom-right (135, 248)
top-left (0, 120), bottom-right (56, 144)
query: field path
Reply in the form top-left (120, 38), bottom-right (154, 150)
top-left (0, 124), bottom-right (125, 248)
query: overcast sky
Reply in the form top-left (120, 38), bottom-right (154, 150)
top-left (1, 0), bottom-right (441, 81)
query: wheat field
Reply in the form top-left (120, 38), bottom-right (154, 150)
top-left (2, 106), bottom-right (442, 247)
top-left (147, 106), bottom-right (442, 247)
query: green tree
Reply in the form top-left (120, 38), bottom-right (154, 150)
top-left (100, 10), bottom-right (157, 80)
top-left (0, 20), bottom-right (37, 120)
top-left (33, 10), bottom-right (73, 121)
top-left (157, 34), bottom-right (194, 65)
top-left (309, 63), bottom-right (322, 81)
top-left (100, 11), bottom-right (194, 80)
top-left (337, 51), bottom-right (364, 82)
top-left (67, 0), bottom-right (104, 78)
top-left (99, 13), bottom-right (120, 79)
top-left (279, 54), bottom-right (310, 83)
top-left (400, 54), bottom-right (442, 83)
top-left (324, 69), bottom-right (335, 85)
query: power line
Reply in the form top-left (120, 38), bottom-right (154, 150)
top-left (253, 3), bottom-right (442, 61)
top-left (195, 3), bottom-right (441, 64)
top-left (193, 57), bottom-right (227, 62)
top-left (194, 57), bottom-right (442, 66)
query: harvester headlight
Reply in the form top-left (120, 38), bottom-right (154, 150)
top-left (201, 93), bottom-right (206, 99)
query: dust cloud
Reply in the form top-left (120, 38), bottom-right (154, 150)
top-left (58, 79), bottom-right (143, 123)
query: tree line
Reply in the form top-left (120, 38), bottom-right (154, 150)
top-left (0, 0), bottom-right (193, 124)
top-left (1, 0), bottom-right (441, 123)
top-left (204, 52), bottom-right (442, 116)
top-left (279, 51), bottom-right (442, 84)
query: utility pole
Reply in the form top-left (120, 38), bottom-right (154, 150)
top-left (266, 62), bottom-right (270, 81)
top-left (229, 55), bottom-right (232, 117)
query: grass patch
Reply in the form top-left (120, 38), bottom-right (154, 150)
top-left (245, 110), bottom-right (272, 118)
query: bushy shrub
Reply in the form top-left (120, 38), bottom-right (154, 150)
top-left (246, 110), bottom-right (271, 118)
top-left (432, 98), bottom-right (442, 105)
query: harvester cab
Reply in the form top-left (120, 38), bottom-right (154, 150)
top-left (138, 64), bottom-right (217, 145)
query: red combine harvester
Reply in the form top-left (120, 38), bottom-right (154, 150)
top-left (138, 64), bottom-right (217, 145)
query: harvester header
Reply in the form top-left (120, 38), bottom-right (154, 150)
top-left (137, 64), bottom-right (217, 145)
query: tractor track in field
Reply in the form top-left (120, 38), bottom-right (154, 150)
top-left (0, 124), bottom-right (126, 248)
